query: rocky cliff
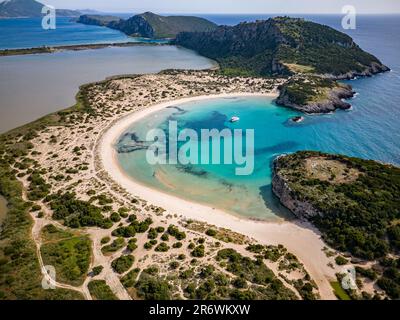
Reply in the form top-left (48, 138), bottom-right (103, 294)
top-left (276, 76), bottom-right (355, 113)
top-left (272, 155), bottom-right (323, 220)
top-left (76, 15), bottom-right (121, 27)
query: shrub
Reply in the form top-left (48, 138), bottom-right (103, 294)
top-left (101, 237), bottom-right (125, 254)
top-left (91, 266), bottom-right (103, 276)
top-left (335, 256), bottom-right (349, 266)
top-left (88, 280), bottom-right (117, 300)
top-left (110, 212), bottom-right (121, 222)
top-left (155, 243), bottom-right (170, 252)
top-left (101, 236), bottom-right (110, 244)
top-left (156, 226), bottom-right (165, 233)
top-left (161, 233), bottom-right (169, 241)
top-left (147, 228), bottom-right (158, 240)
top-left (173, 242), bottom-right (182, 249)
top-left (167, 225), bottom-right (186, 240)
top-left (120, 268), bottom-right (140, 288)
top-left (135, 273), bottom-right (171, 300)
top-left (232, 277), bottom-right (248, 289)
top-left (205, 229), bottom-right (217, 237)
top-left (111, 255), bottom-right (134, 274)
top-left (127, 239), bottom-right (138, 252)
top-left (191, 245), bottom-right (205, 257)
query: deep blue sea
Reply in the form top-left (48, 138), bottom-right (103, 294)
top-left (117, 14), bottom-right (400, 220)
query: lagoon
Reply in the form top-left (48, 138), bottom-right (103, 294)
top-left (117, 85), bottom-right (400, 220)
top-left (0, 45), bottom-right (216, 133)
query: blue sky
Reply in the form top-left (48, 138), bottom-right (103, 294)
top-left (40, 0), bottom-right (400, 14)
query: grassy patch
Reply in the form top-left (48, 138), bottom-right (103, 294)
top-left (41, 224), bottom-right (75, 242)
top-left (330, 281), bottom-right (351, 300)
top-left (88, 280), bottom-right (118, 300)
top-left (0, 159), bottom-right (83, 299)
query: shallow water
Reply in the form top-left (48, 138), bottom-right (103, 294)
top-left (0, 45), bottom-right (216, 133)
top-left (117, 82), bottom-right (400, 221)
top-left (116, 14), bottom-right (400, 221)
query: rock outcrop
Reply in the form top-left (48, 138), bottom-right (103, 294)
top-left (276, 81), bottom-right (355, 113)
top-left (272, 156), bottom-right (323, 220)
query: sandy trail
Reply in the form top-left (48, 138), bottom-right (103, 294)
top-left (98, 93), bottom-right (338, 300)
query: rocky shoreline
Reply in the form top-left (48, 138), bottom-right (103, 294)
top-left (272, 156), bottom-right (322, 220)
top-left (276, 82), bottom-right (355, 113)
top-left (275, 63), bottom-right (390, 114)
top-left (329, 62), bottom-right (391, 80)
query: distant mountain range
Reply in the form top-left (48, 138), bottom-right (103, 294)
top-left (173, 16), bottom-right (388, 78)
top-left (77, 12), bottom-right (217, 38)
top-left (0, 0), bottom-right (80, 17)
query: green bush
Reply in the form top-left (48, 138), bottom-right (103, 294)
top-left (205, 229), bottom-right (217, 237)
top-left (91, 265), bottom-right (103, 276)
top-left (155, 243), bottom-right (170, 252)
top-left (167, 225), bottom-right (186, 240)
top-left (191, 245), bottom-right (205, 257)
top-left (101, 237), bottom-right (125, 254)
top-left (335, 256), bottom-right (349, 266)
top-left (172, 242), bottom-right (182, 248)
top-left (135, 272), bottom-right (171, 300)
top-left (111, 255), bottom-right (134, 274)
top-left (147, 228), bottom-right (158, 239)
top-left (101, 236), bottom-right (110, 244)
top-left (127, 239), bottom-right (138, 252)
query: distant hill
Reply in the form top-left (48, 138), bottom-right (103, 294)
top-left (76, 14), bottom-right (122, 27)
top-left (0, 0), bottom-right (80, 18)
top-left (77, 11), bottom-right (217, 39)
top-left (173, 17), bottom-right (388, 78)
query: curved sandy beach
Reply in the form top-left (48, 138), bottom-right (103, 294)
top-left (98, 92), bottom-right (338, 299)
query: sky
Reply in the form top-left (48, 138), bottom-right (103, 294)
top-left (39, 0), bottom-right (400, 14)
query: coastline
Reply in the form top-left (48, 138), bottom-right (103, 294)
top-left (98, 92), bottom-right (338, 299)
top-left (0, 41), bottom-right (168, 57)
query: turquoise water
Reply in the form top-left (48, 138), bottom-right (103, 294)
top-left (117, 97), bottom-right (301, 220)
top-left (117, 14), bottom-right (400, 221)
top-left (0, 17), bottom-right (165, 50)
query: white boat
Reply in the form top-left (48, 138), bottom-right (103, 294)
top-left (291, 116), bottom-right (304, 123)
top-left (230, 116), bottom-right (240, 123)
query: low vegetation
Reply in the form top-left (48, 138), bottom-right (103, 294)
top-left (41, 236), bottom-right (91, 286)
top-left (111, 255), bottom-right (134, 274)
top-left (88, 280), bottom-right (118, 300)
top-left (275, 151), bottom-right (400, 298)
top-left (0, 154), bottom-right (83, 299)
top-left (48, 192), bottom-right (112, 229)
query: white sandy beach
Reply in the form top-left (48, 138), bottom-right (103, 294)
top-left (98, 92), bottom-right (339, 299)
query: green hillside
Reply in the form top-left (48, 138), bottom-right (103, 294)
top-left (174, 17), bottom-right (388, 78)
